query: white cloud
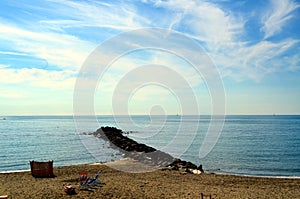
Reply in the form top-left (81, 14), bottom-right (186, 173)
top-left (2, 0), bottom-right (298, 84)
top-left (0, 0), bottom-right (155, 74)
top-left (93, 49), bottom-right (208, 115)
top-left (150, 0), bottom-right (245, 45)
top-left (0, 51), bottom-right (29, 56)
top-left (148, 0), bottom-right (299, 81)
top-left (261, 0), bottom-right (300, 39)
top-left (210, 39), bottom-right (300, 81)
top-left (0, 68), bottom-right (76, 89)
top-left (42, 0), bottom-right (151, 30)
top-left (0, 23), bottom-right (95, 70)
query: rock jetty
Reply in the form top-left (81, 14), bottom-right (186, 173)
top-left (94, 126), bottom-right (202, 172)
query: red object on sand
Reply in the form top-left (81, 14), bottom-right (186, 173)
top-left (64, 185), bottom-right (76, 195)
top-left (79, 172), bottom-right (87, 181)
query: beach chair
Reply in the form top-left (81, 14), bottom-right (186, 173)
top-left (78, 178), bottom-right (98, 192)
top-left (87, 171), bottom-right (101, 186)
top-left (78, 172), bottom-right (102, 191)
top-left (78, 177), bottom-right (91, 190)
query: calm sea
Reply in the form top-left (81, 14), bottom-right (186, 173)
top-left (0, 115), bottom-right (299, 177)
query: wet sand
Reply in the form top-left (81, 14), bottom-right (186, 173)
top-left (0, 158), bottom-right (300, 199)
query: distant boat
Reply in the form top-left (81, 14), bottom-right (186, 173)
top-left (2, 118), bottom-right (6, 120)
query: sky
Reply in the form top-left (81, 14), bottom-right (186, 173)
top-left (0, 0), bottom-right (300, 115)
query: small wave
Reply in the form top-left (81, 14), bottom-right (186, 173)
top-left (0, 169), bottom-right (30, 174)
top-left (207, 170), bottom-right (300, 179)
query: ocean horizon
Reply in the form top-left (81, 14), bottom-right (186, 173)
top-left (0, 115), bottom-right (299, 177)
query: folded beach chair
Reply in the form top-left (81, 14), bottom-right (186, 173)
top-left (78, 171), bottom-right (102, 191)
top-left (87, 171), bottom-right (101, 186)
top-left (78, 177), bottom-right (91, 190)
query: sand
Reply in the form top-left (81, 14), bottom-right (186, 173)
top-left (0, 158), bottom-right (300, 199)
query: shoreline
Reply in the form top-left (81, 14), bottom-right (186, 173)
top-left (1, 158), bottom-right (300, 198)
top-left (1, 160), bottom-right (300, 179)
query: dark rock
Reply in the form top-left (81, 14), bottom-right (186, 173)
top-left (197, 164), bottom-right (204, 173)
top-left (94, 126), bottom-right (199, 171)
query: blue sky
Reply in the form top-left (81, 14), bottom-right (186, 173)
top-left (0, 0), bottom-right (299, 115)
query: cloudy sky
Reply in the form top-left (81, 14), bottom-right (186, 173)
top-left (0, 0), bottom-right (299, 115)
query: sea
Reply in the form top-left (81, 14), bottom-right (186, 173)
top-left (0, 115), bottom-right (299, 177)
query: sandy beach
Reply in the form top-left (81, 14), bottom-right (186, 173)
top-left (1, 158), bottom-right (300, 199)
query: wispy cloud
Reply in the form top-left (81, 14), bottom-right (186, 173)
top-left (0, 68), bottom-right (76, 89)
top-left (261, 0), bottom-right (300, 39)
top-left (0, 23), bottom-right (94, 70)
top-left (0, 51), bottom-right (29, 56)
top-left (149, 0), bottom-right (244, 44)
top-left (42, 0), bottom-right (151, 31)
top-left (147, 0), bottom-right (299, 81)
top-left (1, 0), bottom-right (298, 83)
top-left (213, 39), bottom-right (300, 81)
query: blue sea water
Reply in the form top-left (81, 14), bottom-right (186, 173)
top-left (0, 116), bottom-right (122, 172)
top-left (0, 115), bottom-right (299, 177)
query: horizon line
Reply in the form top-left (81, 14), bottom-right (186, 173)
top-left (1, 113), bottom-right (300, 117)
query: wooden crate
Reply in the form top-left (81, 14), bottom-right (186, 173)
top-left (30, 161), bottom-right (54, 178)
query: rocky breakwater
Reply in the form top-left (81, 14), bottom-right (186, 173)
top-left (94, 126), bottom-right (203, 173)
